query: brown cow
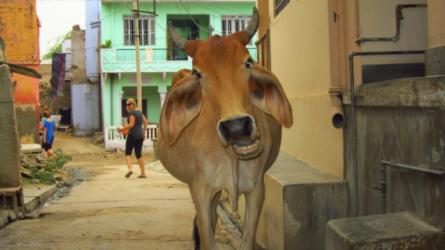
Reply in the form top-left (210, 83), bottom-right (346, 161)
top-left (156, 8), bottom-right (293, 250)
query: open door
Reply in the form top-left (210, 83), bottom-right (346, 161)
top-left (167, 15), bottom-right (209, 60)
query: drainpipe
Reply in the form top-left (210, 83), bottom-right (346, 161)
top-left (348, 50), bottom-right (425, 216)
top-left (110, 74), bottom-right (114, 125)
top-left (329, 86), bottom-right (344, 128)
top-left (356, 4), bottom-right (427, 44)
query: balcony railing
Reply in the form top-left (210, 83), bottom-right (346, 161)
top-left (100, 47), bottom-right (258, 73)
top-left (104, 124), bottom-right (158, 151)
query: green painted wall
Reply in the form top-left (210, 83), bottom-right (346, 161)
top-left (101, 1), bottom-right (256, 126)
top-left (102, 73), bottom-right (172, 126)
top-left (101, 2), bottom-right (256, 49)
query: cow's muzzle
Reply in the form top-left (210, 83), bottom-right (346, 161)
top-left (217, 115), bottom-right (262, 158)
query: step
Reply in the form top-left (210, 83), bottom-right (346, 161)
top-left (255, 152), bottom-right (348, 250)
top-left (20, 143), bottom-right (42, 154)
top-left (326, 212), bottom-right (445, 250)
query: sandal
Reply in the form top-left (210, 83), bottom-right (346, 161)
top-left (125, 171), bottom-right (133, 178)
top-left (137, 175), bottom-right (147, 178)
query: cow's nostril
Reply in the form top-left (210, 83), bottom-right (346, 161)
top-left (219, 122), bottom-right (231, 141)
top-left (218, 116), bottom-right (255, 144)
top-left (242, 117), bottom-right (253, 137)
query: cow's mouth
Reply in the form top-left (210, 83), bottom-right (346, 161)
top-left (232, 139), bottom-right (262, 159)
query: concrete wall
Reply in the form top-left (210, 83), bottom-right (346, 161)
top-left (0, 65), bottom-right (21, 187)
top-left (344, 76), bottom-right (445, 230)
top-left (0, 0), bottom-right (39, 65)
top-left (358, 0), bottom-right (427, 65)
top-left (15, 105), bottom-right (39, 144)
top-left (71, 26), bottom-right (88, 84)
top-left (266, 0), bottom-right (343, 177)
top-left (39, 63), bottom-right (52, 110)
top-left (0, 0), bottom-right (40, 116)
top-left (426, 0), bottom-right (445, 75)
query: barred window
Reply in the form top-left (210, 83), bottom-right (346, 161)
top-left (275, 0), bottom-right (289, 16)
top-left (221, 16), bottom-right (251, 37)
top-left (124, 15), bottom-right (155, 46)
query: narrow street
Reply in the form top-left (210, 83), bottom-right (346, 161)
top-left (0, 134), bottom-right (235, 250)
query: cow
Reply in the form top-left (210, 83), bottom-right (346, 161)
top-left (156, 8), bottom-right (293, 250)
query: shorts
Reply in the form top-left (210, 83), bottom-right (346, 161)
top-left (125, 135), bottom-right (144, 159)
top-left (42, 142), bottom-right (52, 152)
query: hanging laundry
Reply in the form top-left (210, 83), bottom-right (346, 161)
top-left (50, 53), bottom-right (66, 99)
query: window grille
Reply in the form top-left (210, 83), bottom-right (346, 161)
top-left (221, 15), bottom-right (253, 44)
top-left (124, 15), bottom-right (155, 46)
top-left (221, 15), bottom-right (252, 36)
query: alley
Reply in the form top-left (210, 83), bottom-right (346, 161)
top-left (0, 135), bottom-right (235, 250)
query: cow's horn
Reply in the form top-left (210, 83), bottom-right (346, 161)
top-left (169, 22), bottom-right (187, 50)
top-left (245, 7), bottom-right (259, 40)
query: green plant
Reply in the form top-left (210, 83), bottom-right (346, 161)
top-left (46, 148), bottom-right (72, 170)
top-left (42, 31), bottom-right (72, 60)
top-left (101, 40), bottom-right (112, 48)
top-left (29, 148), bottom-right (72, 184)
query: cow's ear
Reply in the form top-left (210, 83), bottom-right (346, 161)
top-left (249, 65), bottom-right (293, 128)
top-left (160, 75), bottom-right (202, 145)
top-left (172, 69), bottom-right (191, 87)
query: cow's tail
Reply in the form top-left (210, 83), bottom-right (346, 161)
top-left (193, 215), bottom-right (200, 250)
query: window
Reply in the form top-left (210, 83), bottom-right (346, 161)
top-left (274, 0), bottom-right (289, 16)
top-left (221, 15), bottom-right (251, 37)
top-left (124, 15), bottom-right (155, 46)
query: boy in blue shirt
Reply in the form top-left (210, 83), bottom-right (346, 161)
top-left (42, 111), bottom-right (56, 158)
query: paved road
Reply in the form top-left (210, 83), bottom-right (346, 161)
top-left (0, 161), bottom-right (235, 250)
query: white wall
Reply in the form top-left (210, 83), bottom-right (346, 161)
top-left (85, 0), bottom-right (100, 82)
top-left (72, 84), bottom-right (100, 136)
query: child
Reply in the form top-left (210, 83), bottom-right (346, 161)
top-left (42, 111), bottom-right (56, 158)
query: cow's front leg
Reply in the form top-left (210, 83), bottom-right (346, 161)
top-left (240, 179), bottom-right (265, 250)
top-left (191, 184), bottom-right (217, 250)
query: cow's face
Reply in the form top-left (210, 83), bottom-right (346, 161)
top-left (161, 8), bottom-right (293, 160)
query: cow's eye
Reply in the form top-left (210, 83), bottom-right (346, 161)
top-left (245, 57), bottom-right (254, 68)
top-left (192, 69), bottom-right (202, 78)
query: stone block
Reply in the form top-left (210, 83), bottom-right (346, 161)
top-left (20, 143), bottom-right (42, 154)
top-left (256, 152), bottom-right (348, 250)
top-left (326, 212), bottom-right (445, 250)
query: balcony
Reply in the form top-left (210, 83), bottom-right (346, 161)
top-left (100, 47), bottom-right (258, 73)
top-left (101, 48), bottom-right (191, 73)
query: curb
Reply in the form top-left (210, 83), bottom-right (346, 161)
top-left (0, 185), bottom-right (57, 229)
top-left (0, 210), bottom-right (17, 228)
top-left (24, 186), bottom-right (58, 213)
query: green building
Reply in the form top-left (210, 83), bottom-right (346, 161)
top-left (100, 0), bottom-right (257, 131)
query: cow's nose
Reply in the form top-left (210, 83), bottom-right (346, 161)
top-left (217, 115), bottom-right (256, 145)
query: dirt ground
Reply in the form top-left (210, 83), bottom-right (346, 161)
top-left (0, 133), bottom-right (235, 250)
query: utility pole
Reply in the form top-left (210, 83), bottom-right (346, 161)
top-left (133, 0), bottom-right (142, 110)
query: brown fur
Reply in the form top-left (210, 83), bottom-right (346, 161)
top-left (156, 31), bottom-right (292, 250)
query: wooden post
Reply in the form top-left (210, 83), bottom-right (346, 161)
top-left (133, 0), bottom-right (143, 110)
